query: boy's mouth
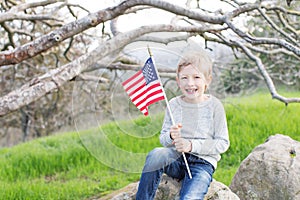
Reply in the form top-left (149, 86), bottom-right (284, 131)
top-left (186, 88), bottom-right (197, 94)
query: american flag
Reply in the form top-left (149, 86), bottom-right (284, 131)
top-left (122, 57), bottom-right (165, 116)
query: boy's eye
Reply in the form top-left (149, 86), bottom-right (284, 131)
top-left (181, 76), bottom-right (187, 79)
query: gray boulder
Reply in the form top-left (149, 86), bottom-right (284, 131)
top-left (98, 174), bottom-right (239, 200)
top-left (230, 134), bottom-right (300, 200)
top-left (205, 180), bottom-right (239, 200)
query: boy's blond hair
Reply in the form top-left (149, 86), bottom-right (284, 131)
top-left (177, 51), bottom-right (213, 80)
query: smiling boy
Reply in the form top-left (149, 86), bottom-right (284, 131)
top-left (136, 50), bottom-right (230, 200)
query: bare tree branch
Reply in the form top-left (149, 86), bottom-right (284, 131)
top-left (234, 40), bottom-right (300, 105)
top-left (10, 0), bottom-right (65, 11)
top-left (76, 74), bottom-right (109, 83)
top-left (258, 8), bottom-right (297, 45)
top-left (0, 24), bottom-right (214, 116)
top-left (87, 62), bottom-right (175, 74)
top-left (1, 0), bottom-right (300, 122)
top-left (0, 0), bottom-right (255, 66)
top-left (225, 19), bottom-right (300, 56)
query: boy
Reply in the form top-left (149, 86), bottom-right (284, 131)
top-left (136, 50), bottom-right (230, 200)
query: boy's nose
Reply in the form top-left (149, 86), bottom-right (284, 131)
top-left (187, 78), bottom-right (195, 85)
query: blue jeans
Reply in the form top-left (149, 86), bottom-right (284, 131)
top-left (136, 147), bottom-right (214, 200)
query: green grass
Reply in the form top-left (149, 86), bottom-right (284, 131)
top-left (0, 131), bottom-right (142, 199)
top-left (0, 91), bottom-right (300, 199)
top-left (214, 91), bottom-right (300, 184)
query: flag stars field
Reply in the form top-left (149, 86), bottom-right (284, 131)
top-left (122, 57), bottom-right (165, 116)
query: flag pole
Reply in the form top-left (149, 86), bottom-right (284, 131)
top-left (147, 46), bottom-right (192, 179)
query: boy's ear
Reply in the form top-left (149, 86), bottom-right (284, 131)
top-left (176, 76), bottom-right (180, 86)
top-left (206, 75), bottom-right (212, 85)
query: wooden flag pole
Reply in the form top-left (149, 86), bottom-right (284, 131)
top-left (147, 46), bottom-right (192, 179)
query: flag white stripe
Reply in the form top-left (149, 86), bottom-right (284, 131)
top-left (132, 85), bottom-right (163, 105)
top-left (130, 80), bottom-right (161, 100)
top-left (122, 57), bottom-right (165, 116)
top-left (136, 92), bottom-right (164, 110)
top-left (130, 85), bottom-right (147, 100)
top-left (123, 73), bottom-right (145, 91)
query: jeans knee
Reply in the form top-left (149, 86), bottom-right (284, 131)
top-left (146, 147), bottom-right (170, 164)
top-left (143, 147), bottom-right (178, 172)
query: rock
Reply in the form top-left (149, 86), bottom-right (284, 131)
top-left (205, 180), bottom-right (239, 200)
top-left (230, 134), bottom-right (300, 200)
top-left (154, 175), bottom-right (181, 200)
top-left (98, 174), bottom-right (239, 200)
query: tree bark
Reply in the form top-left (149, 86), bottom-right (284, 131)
top-left (0, 0), bottom-right (256, 66)
top-left (1, 0), bottom-right (300, 119)
top-left (0, 24), bottom-right (212, 116)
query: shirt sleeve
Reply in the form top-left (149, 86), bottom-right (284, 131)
top-left (159, 105), bottom-right (174, 147)
top-left (190, 99), bottom-right (230, 155)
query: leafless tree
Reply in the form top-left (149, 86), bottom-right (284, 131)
top-left (0, 0), bottom-right (300, 144)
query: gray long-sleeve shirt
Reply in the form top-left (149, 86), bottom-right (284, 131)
top-left (160, 95), bottom-right (230, 169)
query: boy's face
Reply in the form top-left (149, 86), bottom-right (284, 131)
top-left (177, 64), bottom-right (210, 103)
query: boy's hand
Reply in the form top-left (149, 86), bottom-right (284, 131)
top-left (170, 123), bottom-right (182, 140)
top-left (170, 123), bottom-right (192, 153)
top-left (174, 137), bottom-right (192, 152)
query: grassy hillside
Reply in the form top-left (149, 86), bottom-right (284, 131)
top-left (0, 91), bottom-right (300, 199)
top-left (214, 91), bottom-right (300, 183)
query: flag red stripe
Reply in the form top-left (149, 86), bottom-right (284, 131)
top-left (132, 82), bottom-right (161, 102)
top-left (122, 57), bottom-right (165, 116)
top-left (138, 105), bottom-right (148, 113)
top-left (141, 108), bottom-right (148, 116)
top-left (144, 91), bottom-right (165, 107)
top-left (135, 97), bottom-right (147, 108)
top-left (135, 88), bottom-right (164, 108)
top-left (135, 96), bottom-right (164, 115)
top-left (131, 82), bottom-right (163, 102)
top-left (128, 82), bottom-right (146, 98)
top-left (131, 88), bottom-right (147, 103)
top-left (122, 70), bottom-right (142, 87)
top-left (123, 75), bottom-right (145, 93)
top-left (147, 96), bottom-right (165, 106)
top-left (148, 83), bottom-right (163, 92)
top-left (134, 86), bottom-right (163, 106)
